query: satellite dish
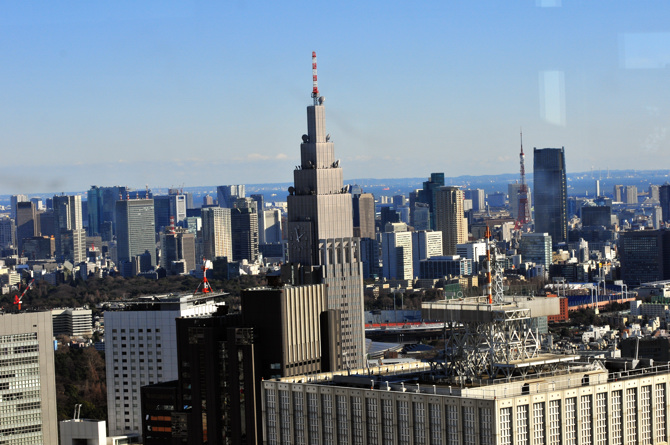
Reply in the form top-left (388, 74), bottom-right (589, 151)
top-left (326, 133), bottom-right (331, 141)
top-left (319, 96), bottom-right (325, 104)
top-left (288, 186), bottom-right (295, 195)
top-left (302, 134), bottom-right (309, 143)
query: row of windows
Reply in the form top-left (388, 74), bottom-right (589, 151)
top-left (0, 356), bottom-right (39, 369)
top-left (0, 334), bottom-right (37, 344)
top-left (112, 328), bottom-right (160, 333)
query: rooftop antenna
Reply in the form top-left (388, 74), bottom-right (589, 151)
top-left (311, 51), bottom-right (320, 105)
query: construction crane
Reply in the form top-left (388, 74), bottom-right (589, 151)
top-left (13, 279), bottom-right (35, 311)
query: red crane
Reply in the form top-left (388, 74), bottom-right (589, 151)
top-left (13, 279), bottom-right (35, 311)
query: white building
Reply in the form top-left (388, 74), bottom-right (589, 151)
top-left (457, 241), bottom-right (487, 273)
top-left (412, 231), bottom-right (443, 278)
top-left (382, 228), bottom-right (413, 281)
top-left (104, 293), bottom-right (222, 436)
top-left (52, 307), bottom-right (93, 337)
top-left (0, 311), bottom-right (59, 444)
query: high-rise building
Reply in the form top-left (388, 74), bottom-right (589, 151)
top-left (649, 184), bottom-right (660, 202)
top-left (231, 198), bottom-right (259, 262)
top-left (87, 186), bottom-right (132, 236)
top-left (0, 215), bottom-right (16, 248)
top-left (104, 293), bottom-right (220, 436)
top-left (412, 230), bottom-right (443, 278)
top-left (381, 224), bottom-right (413, 281)
top-left (10, 194), bottom-right (28, 220)
top-left (457, 241), bottom-right (487, 274)
top-left (52, 194), bottom-right (87, 263)
top-left (160, 228), bottom-right (196, 274)
top-left (519, 232), bottom-right (553, 270)
top-left (661, 184), bottom-right (670, 224)
top-left (533, 147), bottom-right (568, 244)
top-left (262, 208), bottom-right (283, 244)
top-left (352, 192), bottom-right (375, 239)
top-left (418, 172), bottom-right (445, 230)
top-left (16, 201), bottom-right (40, 252)
top-left (217, 185), bottom-right (245, 209)
top-left (435, 186), bottom-right (467, 255)
top-left (285, 53), bottom-right (366, 369)
top-left (115, 199), bottom-right (156, 270)
top-left (613, 184), bottom-right (623, 202)
top-left (464, 188), bottom-right (485, 212)
top-left (619, 229), bottom-right (670, 285)
top-left (623, 185), bottom-right (638, 205)
top-left (0, 311), bottom-right (59, 444)
top-left (202, 194), bottom-right (214, 207)
top-left (201, 207), bottom-right (232, 260)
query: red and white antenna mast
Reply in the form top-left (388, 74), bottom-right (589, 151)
top-left (311, 51), bottom-right (320, 105)
top-left (516, 129), bottom-right (531, 228)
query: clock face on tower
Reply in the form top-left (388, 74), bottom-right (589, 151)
top-left (290, 222), bottom-right (313, 259)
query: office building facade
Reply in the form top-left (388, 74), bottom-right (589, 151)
top-left (201, 207), bottom-right (232, 261)
top-left (534, 147), bottom-right (568, 244)
top-left (115, 199), bottom-right (156, 270)
top-left (660, 183), bottom-right (670, 224)
top-left (16, 201), bottom-right (40, 252)
top-left (0, 311), bottom-right (59, 444)
top-left (104, 294), bottom-right (219, 436)
top-left (262, 363), bottom-right (670, 445)
top-left (412, 230), bottom-right (443, 278)
top-left (381, 229), bottom-right (413, 281)
top-left (519, 232), bottom-right (553, 270)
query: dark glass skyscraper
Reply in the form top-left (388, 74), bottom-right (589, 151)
top-left (533, 147), bottom-right (567, 244)
top-left (660, 183), bottom-right (670, 224)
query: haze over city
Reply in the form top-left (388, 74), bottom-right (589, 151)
top-left (2, 1), bottom-right (670, 194)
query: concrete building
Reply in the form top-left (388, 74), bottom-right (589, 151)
top-left (262, 208), bottom-right (283, 244)
top-left (456, 241), bottom-right (487, 274)
top-left (52, 307), bottom-right (93, 337)
top-left (59, 419), bottom-right (106, 445)
top-left (104, 292), bottom-right (221, 436)
top-left (624, 185), bottom-right (638, 205)
top-left (534, 147), bottom-right (568, 244)
top-left (381, 226), bottom-right (413, 281)
top-left (201, 207), bottom-right (232, 261)
top-left (0, 311), bottom-right (58, 444)
top-left (285, 67), bottom-right (366, 370)
top-left (412, 230), bottom-right (443, 278)
top-left (435, 186), bottom-right (468, 255)
top-left (262, 356), bottom-right (670, 445)
top-left (217, 185), bottom-right (245, 209)
top-left (519, 232), bottom-right (552, 270)
top-left (115, 199), bottom-right (156, 270)
top-left (352, 192), bottom-right (376, 239)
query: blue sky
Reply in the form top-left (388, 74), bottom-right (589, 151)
top-left (1, 1), bottom-right (669, 194)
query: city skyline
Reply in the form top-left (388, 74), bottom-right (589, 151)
top-left (2, 2), bottom-right (670, 194)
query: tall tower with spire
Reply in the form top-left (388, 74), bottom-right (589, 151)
top-left (285, 52), bottom-right (365, 370)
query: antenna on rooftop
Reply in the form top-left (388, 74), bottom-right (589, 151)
top-left (311, 51), bottom-right (320, 105)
